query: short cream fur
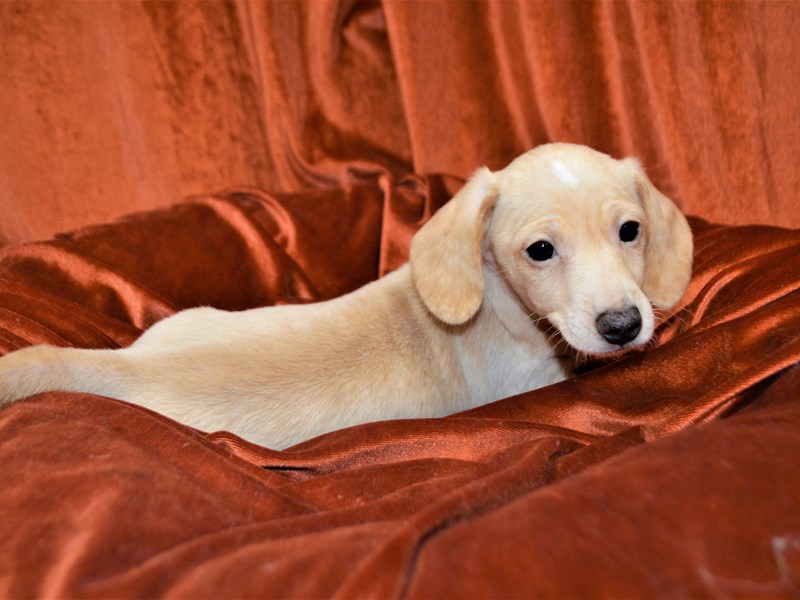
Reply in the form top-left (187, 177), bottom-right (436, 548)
top-left (0, 144), bottom-right (693, 449)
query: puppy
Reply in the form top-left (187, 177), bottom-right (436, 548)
top-left (0, 144), bottom-right (693, 449)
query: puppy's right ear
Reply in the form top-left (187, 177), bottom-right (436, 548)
top-left (625, 159), bottom-right (694, 310)
top-left (410, 167), bottom-right (497, 325)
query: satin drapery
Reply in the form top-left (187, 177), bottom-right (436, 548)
top-left (0, 180), bottom-right (798, 597)
top-left (1, 1), bottom-right (798, 245)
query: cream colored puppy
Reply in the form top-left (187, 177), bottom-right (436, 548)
top-left (0, 144), bottom-right (693, 449)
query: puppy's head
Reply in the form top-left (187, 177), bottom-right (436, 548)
top-left (410, 143), bottom-right (693, 355)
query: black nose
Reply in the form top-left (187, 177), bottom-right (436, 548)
top-left (596, 307), bottom-right (642, 346)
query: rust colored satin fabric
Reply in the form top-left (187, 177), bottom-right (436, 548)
top-left (1, 1), bottom-right (799, 246)
top-left (0, 182), bottom-right (798, 597)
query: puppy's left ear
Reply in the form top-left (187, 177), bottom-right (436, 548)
top-left (626, 159), bottom-right (693, 310)
top-left (410, 167), bottom-right (498, 325)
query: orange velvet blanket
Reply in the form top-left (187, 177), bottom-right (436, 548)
top-left (1, 1), bottom-right (799, 597)
top-left (1, 1), bottom-right (799, 245)
top-left (0, 180), bottom-right (798, 597)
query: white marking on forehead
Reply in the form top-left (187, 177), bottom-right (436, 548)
top-left (550, 159), bottom-right (580, 188)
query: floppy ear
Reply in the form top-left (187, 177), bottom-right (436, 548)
top-left (627, 160), bottom-right (693, 310)
top-left (410, 167), bottom-right (498, 325)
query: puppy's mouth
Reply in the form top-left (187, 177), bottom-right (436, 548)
top-left (539, 307), bottom-right (653, 360)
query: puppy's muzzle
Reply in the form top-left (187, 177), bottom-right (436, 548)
top-left (596, 307), bottom-right (642, 346)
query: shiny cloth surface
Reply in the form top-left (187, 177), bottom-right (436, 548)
top-left (0, 181), bottom-right (798, 598)
top-left (1, 0), bottom-right (799, 245)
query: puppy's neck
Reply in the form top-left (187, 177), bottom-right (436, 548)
top-left (391, 263), bottom-right (572, 407)
top-left (480, 263), bottom-right (548, 346)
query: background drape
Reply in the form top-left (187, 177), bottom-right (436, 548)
top-left (1, 0), bottom-right (798, 246)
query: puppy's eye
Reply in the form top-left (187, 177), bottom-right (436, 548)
top-left (526, 241), bottom-right (556, 262)
top-left (619, 221), bottom-right (640, 243)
